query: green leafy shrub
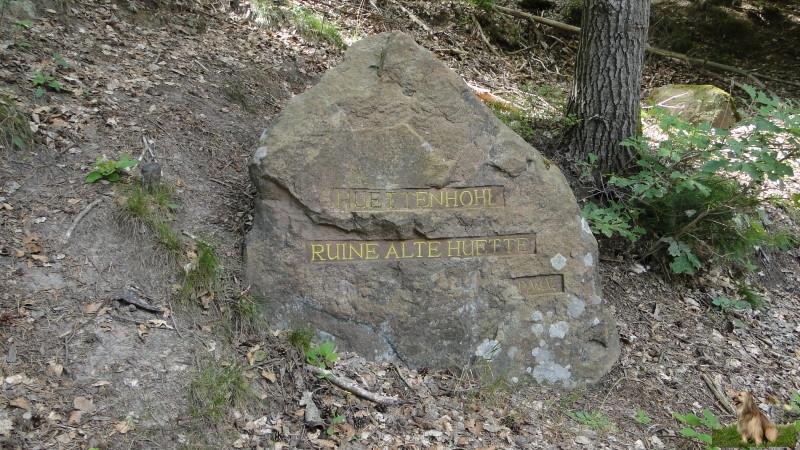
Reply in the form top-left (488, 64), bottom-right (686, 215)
top-left (675, 408), bottom-right (720, 448)
top-left (86, 154), bottom-right (140, 183)
top-left (582, 86), bottom-right (799, 275)
top-left (306, 341), bottom-right (338, 370)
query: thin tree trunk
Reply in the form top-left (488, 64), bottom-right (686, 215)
top-left (565, 0), bottom-right (650, 181)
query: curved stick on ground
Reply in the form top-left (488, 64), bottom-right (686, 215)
top-left (305, 364), bottom-right (401, 405)
top-left (64, 198), bottom-right (102, 241)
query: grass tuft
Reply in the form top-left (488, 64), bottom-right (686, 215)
top-left (288, 327), bottom-right (314, 353)
top-left (251, 2), bottom-right (345, 49)
top-left (188, 360), bottom-right (256, 423)
top-left (0, 96), bottom-right (36, 150)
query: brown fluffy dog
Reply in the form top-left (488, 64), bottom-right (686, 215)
top-left (732, 391), bottom-right (779, 445)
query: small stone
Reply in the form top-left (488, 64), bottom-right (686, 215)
top-left (650, 435), bottom-right (664, 448)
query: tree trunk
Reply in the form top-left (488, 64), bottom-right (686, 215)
top-left (565, 0), bottom-right (650, 181)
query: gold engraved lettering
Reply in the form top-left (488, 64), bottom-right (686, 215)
top-left (444, 190), bottom-right (458, 207)
top-left (447, 240), bottom-right (461, 257)
top-left (416, 191), bottom-right (429, 208)
top-left (370, 192), bottom-right (381, 208)
top-left (430, 190), bottom-right (445, 207)
top-left (354, 191), bottom-right (367, 208)
top-left (459, 190), bottom-right (473, 206)
top-left (385, 243), bottom-right (400, 259)
top-left (348, 243), bottom-right (364, 260)
top-left (330, 187), bottom-right (505, 211)
top-left (307, 234), bottom-right (535, 262)
top-left (311, 243), bottom-right (326, 261)
top-left (365, 243), bottom-right (379, 259)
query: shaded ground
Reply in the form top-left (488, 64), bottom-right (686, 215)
top-left (0, 0), bottom-right (799, 448)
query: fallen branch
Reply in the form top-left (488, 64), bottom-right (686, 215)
top-left (472, 14), bottom-right (501, 57)
top-left (64, 198), bottom-right (102, 241)
top-left (493, 5), bottom-right (785, 89)
top-left (701, 372), bottom-right (736, 416)
top-left (395, 2), bottom-right (430, 33)
top-left (305, 364), bottom-right (402, 405)
top-left (645, 46), bottom-right (765, 89)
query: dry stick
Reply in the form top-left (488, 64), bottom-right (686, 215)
top-left (64, 198), bottom-right (102, 241)
top-left (471, 14), bottom-right (502, 58)
top-left (701, 372), bottom-right (737, 416)
top-left (305, 364), bottom-right (401, 405)
top-left (394, 2), bottom-right (430, 33)
top-left (494, 5), bottom-right (787, 89)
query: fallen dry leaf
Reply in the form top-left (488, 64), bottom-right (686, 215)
top-left (85, 302), bottom-right (103, 314)
top-left (114, 420), bottom-right (133, 433)
top-left (146, 319), bottom-right (173, 329)
top-left (73, 395), bottom-right (94, 412)
top-left (9, 397), bottom-right (31, 409)
top-left (68, 410), bottom-right (82, 424)
top-left (46, 362), bottom-right (63, 377)
top-left (262, 370), bottom-right (277, 383)
top-left (137, 323), bottom-right (149, 340)
top-left (247, 345), bottom-right (261, 366)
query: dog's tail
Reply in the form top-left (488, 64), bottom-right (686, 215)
top-left (765, 424), bottom-right (779, 442)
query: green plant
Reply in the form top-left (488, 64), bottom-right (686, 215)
top-left (0, 96), bottom-right (36, 150)
top-left (13, 20), bottom-right (33, 29)
top-left (179, 240), bottom-right (220, 304)
top-left (288, 327), bottom-right (314, 353)
top-left (567, 410), bottom-right (615, 432)
top-left (581, 87), bottom-right (799, 275)
top-left (486, 100), bottom-right (535, 142)
top-left (470, 0), bottom-right (495, 12)
top-left (86, 154), bottom-right (140, 183)
top-left (226, 293), bottom-right (262, 332)
top-left (251, 2), bottom-right (345, 49)
top-left (674, 408), bottom-right (721, 448)
top-left (119, 184), bottom-right (181, 256)
top-left (306, 341), bottom-right (338, 370)
top-left (634, 409), bottom-right (652, 424)
top-left (293, 7), bottom-right (345, 49)
top-left (53, 53), bottom-right (69, 69)
top-left (222, 79), bottom-right (250, 112)
top-left (188, 360), bottom-right (255, 422)
top-left (711, 296), bottom-right (750, 313)
top-left (711, 422), bottom-right (797, 448)
top-left (327, 409), bottom-right (346, 435)
top-left (30, 72), bottom-right (65, 98)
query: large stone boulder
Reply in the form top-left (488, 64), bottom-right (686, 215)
top-left (647, 84), bottom-right (738, 129)
top-left (246, 32), bottom-right (619, 386)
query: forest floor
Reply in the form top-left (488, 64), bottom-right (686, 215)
top-left (1, 0), bottom-right (799, 448)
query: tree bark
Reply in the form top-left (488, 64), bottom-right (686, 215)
top-left (565, 0), bottom-right (650, 181)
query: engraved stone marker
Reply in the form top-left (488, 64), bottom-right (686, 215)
top-left (246, 32), bottom-right (619, 385)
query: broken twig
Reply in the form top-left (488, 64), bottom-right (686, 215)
top-left (64, 198), bottom-right (102, 241)
top-left (701, 372), bottom-right (736, 415)
top-left (306, 364), bottom-right (402, 405)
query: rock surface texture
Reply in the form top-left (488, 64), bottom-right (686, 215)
top-left (647, 84), bottom-right (738, 128)
top-left (246, 32), bottom-right (619, 386)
